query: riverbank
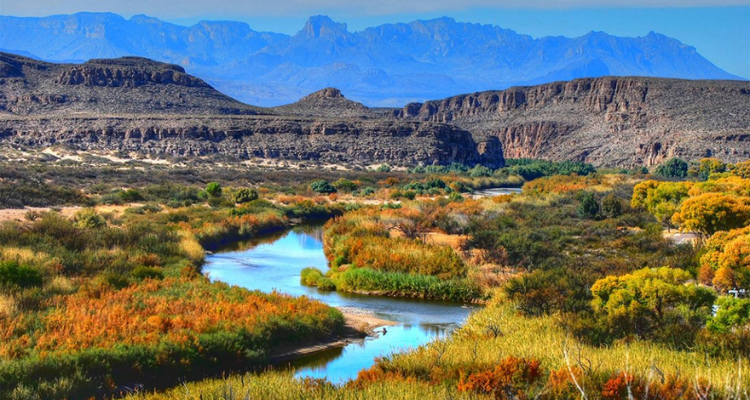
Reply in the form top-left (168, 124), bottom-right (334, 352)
top-left (271, 309), bottom-right (396, 362)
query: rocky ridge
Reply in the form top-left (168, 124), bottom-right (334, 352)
top-left (394, 77), bottom-right (750, 167)
top-left (0, 53), bottom-right (260, 115)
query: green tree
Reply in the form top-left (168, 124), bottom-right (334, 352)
top-left (600, 193), bottom-right (623, 219)
top-left (707, 296), bottom-right (750, 333)
top-left (577, 191), bottom-right (600, 219)
top-left (654, 158), bottom-right (689, 178)
top-left (233, 188), bottom-right (258, 204)
top-left (696, 158), bottom-right (727, 181)
top-left (310, 180), bottom-right (337, 194)
top-left (206, 182), bottom-right (222, 197)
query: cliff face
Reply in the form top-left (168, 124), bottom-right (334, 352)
top-left (0, 116), bottom-right (503, 167)
top-left (395, 77), bottom-right (750, 167)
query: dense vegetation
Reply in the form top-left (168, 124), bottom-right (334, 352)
top-left (0, 196), bottom-right (345, 399)
top-left (2, 157), bottom-right (749, 399)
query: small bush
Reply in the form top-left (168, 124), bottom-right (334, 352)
top-left (0, 261), bottom-right (43, 290)
top-left (233, 188), bottom-right (259, 204)
top-left (301, 267), bottom-right (325, 286)
top-left (131, 266), bottom-right (165, 281)
top-left (310, 180), bottom-right (337, 194)
top-left (73, 209), bottom-right (106, 229)
top-left (315, 276), bottom-right (337, 291)
top-left (119, 189), bottom-right (144, 202)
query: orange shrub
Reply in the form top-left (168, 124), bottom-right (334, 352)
top-left (522, 175), bottom-right (597, 195)
top-left (0, 277), bottom-right (339, 358)
top-left (456, 356), bottom-right (543, 399)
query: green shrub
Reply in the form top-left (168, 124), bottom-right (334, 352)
top-left (332, 255), bottom-right (347, 269)
top-left (376, 164), bottom-right (391, 172)
top-left (119, 189), bottom-right (144, 202)
top-left (600, 193), bottom-right (623, 219)
top-left (310, 180), bottom-right (337, 194)
top-left (300, 267), bottom-right (325, 286)
top-left (233, 188), bottom-right (259, 204)
top-left (131, 266), bottom-right (165, 281)
top-left (315, 276), bottom-right (337, 291)
top-left (73, 209), bottom-right (106, 229)
top-left (577, 191), bottom-right (600, 219)
top-left (333, 178), bottom-right (358, 192)
top-left (0, 261), bottom-right (43, 290)
top-left (101, 273), bottom-right (131, 289)
top-left (206, 182), bottom-right (222, 197)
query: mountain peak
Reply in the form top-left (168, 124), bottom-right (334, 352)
top-left (302, 15), bottom-right (348, 38)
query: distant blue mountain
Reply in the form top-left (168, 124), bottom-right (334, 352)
top-left (0, 13), bottom-right (742, 106)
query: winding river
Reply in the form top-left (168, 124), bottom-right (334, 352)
top-left (204, 225), bottom-right (475, 383)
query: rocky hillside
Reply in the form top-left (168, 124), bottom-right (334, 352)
top-left (2, 53), bottom-right (748, 168)
top-left (0, 52), bottom-right (260, 115)
top-left (0, 53), bottom-right (502, 167)
top-left (394, 77), bottom-right (750, 167)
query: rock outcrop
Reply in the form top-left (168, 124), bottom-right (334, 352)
top-left (272, 87), bottom-right (372, 118)
top-left (394, 77), bottom-right (750, 167)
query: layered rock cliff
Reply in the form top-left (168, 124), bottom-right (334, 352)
top-left (0, 115), bottom-right (502, 166)
top-left (0, 53), bottom-right (503, 167)
top-left (394, 77), bottom-right (750, 167)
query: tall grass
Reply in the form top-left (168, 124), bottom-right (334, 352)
top-left (372, 300), bottom-right (747, 396)
top-left (336, 267), bottom-right (481, 303)
top-left (125, 371), bottom-right (487, 400)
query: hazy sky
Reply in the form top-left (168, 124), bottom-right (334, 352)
top-left (1, 1), bottom-right (748, 78)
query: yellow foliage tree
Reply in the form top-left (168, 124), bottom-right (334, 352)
top-left (672, 193), bottom-right (750, 237)
top-left (631, 180), bottom-right (693, 230)
top-left (712, 267), bottom-right (736, 293)
top-left (730, 160), bottom-right (750, 179)
top-left (688, 176), bottom-right (750, 197)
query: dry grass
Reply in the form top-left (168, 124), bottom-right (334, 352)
top-left (179, 232), bottom-right (206, 265)
top-left (0, 294), bottom-right (16, 317)
top-left (126, 371), bottom-right (487, 400)
top-left (386, 300), bottom-right (747, 389)
top-left (0, 247), bottom-right (51, 266)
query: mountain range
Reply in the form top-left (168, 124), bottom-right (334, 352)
top-left (0, 12), bottom-right (743, 106)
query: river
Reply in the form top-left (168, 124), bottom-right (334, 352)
top-left (203, 225), bottom-right (475, 383)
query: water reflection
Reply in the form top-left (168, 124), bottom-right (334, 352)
top-left (204, 226), bottom-right (474, 382)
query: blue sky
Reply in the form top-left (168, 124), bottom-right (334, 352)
top-left (1, 1), bottom-right (748, 78)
